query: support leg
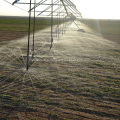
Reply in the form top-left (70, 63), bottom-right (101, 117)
top-left (32, 0), bottom-right (36, 58)
top-left (26, 0), bottom-right (32, 71)
top-left (50, 0), bottom-right (53, 49)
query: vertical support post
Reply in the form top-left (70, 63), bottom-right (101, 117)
top-left (60, 1), bottom-right (61, 34)
top-left (62, 7), bottom-right (64, 35)
top-left (62, 12), bottom-right (64, 35)
top-left (26, 0), bottom-right (32, 71)
top-left (58, 1), bottom-right (60, 41)
top-left (50, 0), bottom-right (53, 49)
top-left (57, 2), bottom-right (59, 40)
top-left (64, 11), bottom-right (66, 34)
top-left (32, 0), bottom-right (36, 58)
top-left (56, 10), bottom-right (58, 38)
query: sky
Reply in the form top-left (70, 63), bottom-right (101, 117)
top-left (0, 0), bottom-right (120, 19)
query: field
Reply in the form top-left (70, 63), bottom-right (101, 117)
top-left (0, 16), bottom-right (58, 44)
top-left (79, 19), bottom-right (120, 43)
top-left (0, 17), bottom-right (120, 120)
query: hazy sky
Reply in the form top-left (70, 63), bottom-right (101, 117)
top-left (0, 0), bottom-right (120, 19)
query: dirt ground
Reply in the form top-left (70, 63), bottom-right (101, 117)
top-left (0, 21), bottom-right (120, 120)
top-left (0, 30), bottom-right (27, 41)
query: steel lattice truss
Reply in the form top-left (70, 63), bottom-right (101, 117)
top-left (4, 0), bottom-right (82, 70)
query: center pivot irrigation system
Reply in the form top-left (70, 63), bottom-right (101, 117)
top-left (4, 0), bottom-right (82, 71)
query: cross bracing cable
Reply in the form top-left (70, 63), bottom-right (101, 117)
top-left (59, 0), bottom-right (82, 19)
top-left (37, 0), bottom-right (59, 16)
top-left (60, 0), bottom-right (81, 29)
top-left (12, 0), bottom-right (20, 5)
top-left (65, 0), bottom-right (82, 17)
top-left (66, 0), bottom-right (76, 8)
top-left (29, 0), bottom-right (47, 12)
top-left (60, 0), bottom-right (69, 17)
top-left (32, 11), bottom-right (70, 13)
top-left (48, 4), bottom-right (63, 16)
top-left (64, 1), bottom-right (78, 14)
top-left (64, 0), bottom-right (81, 15)
top-left (55, 9), bottom-right (67, 16)
top-left (64, 2), bottom-right (79, 15)
top-left (65, 5), bottom-right (81, 18)
top-left (4, 0), bottom-right (28, 12)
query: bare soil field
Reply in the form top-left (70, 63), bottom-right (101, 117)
top-left (0, 19), bottom-right (120, 120)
